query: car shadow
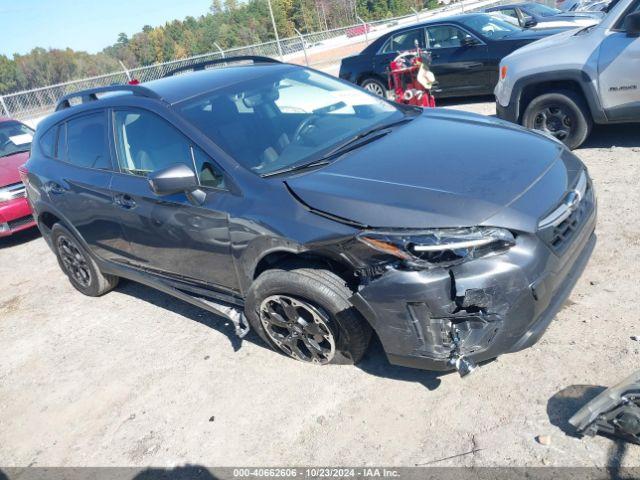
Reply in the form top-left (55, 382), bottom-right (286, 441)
top-left (114, 279), bottom-right (268, 354)
top-left (356, 335), bottom-right (448, 390)
top-left (0, 226), bottom-right (40, 249)
top-left (546, 384), bottom-right (607, 438)
top-left (113, 281), bottom-right (452, 388)
top-left (580, 123), bottom-right (640, 149)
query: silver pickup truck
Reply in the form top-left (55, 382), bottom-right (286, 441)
top-left (495, 0), bottom-right (640, 149)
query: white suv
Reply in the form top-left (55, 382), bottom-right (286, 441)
top-left (495, 0), bottom-right (640, 149)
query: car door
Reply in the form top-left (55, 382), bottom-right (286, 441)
top-left (108, 107), bottom-right (239, 293)
top-left (598, 1), bottom-right (640, 121)
top-left (372, 27), bottom-right (427, 80)
top-left (425, 24), bottom-right (491, 96)
top-left (41, 110), bottom-right (131, 263)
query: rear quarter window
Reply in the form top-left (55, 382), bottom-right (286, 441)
top-left (63, 112), bottom-right (111, 170)
top-left (38, 127), bottom-right (58, 158)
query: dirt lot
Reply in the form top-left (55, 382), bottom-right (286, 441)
top-left (1, 98), bottom-right (639, 469)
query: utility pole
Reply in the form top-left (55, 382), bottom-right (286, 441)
top-left (267, 0), bottom-right (284, 59)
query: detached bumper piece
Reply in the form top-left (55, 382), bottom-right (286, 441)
top-left (569, 371), bottom-right (640, 445)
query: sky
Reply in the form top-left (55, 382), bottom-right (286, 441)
top-left (0, 0), bottom-right (213, 57)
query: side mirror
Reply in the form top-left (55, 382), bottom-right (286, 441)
top-left (462, 36), bottom-right (479, 46)
top-left (523, 18), bottom-right (537, 28)
top-left (624, 11), bottom-right (640, 37)
top-left (148, 163), bottom-right (199, 196)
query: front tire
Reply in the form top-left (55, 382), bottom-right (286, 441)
top-left (522, 90), bottom-right (592, 150)
top-left (360, 77), bottom-right (387, 97)
top-left (51, 224), bottom-right (119, 297)
top-left (245, 265), bottom-right (371, 365)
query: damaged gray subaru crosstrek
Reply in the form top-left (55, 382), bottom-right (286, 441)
top-left (24, 57), bottom-right (596, 375)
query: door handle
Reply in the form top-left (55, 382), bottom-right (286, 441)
top-left (114, 194), bottom-right (137, 209)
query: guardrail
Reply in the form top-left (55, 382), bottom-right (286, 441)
top-left (0, 0), bottom-right (502, 123)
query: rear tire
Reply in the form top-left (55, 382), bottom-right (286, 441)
top-left (245, 265), bottom-right (371, 365)
top-left (360, 77), bottom-right (387, 97)
top-left (51, 224), bottom-right (119, 297)
top-left (522, 90), bottom-right (592, 150)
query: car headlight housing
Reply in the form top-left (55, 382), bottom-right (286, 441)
top-left (357, 227), bottom-right (515, 268)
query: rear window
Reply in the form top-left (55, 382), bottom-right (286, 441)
top-left (62, 112), bottom-right (111, 170)
top-left (0, 121), bottom-right (34, 159)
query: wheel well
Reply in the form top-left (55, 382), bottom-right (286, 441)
top-left (39, 211), bottom-right (61, 232)
top-left (253, 251), bottom-right (358, 290)
top-left (519, 80), bottom-right (590, 121)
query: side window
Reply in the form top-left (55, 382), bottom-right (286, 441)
top-left (425, 25), bottom-right (467, 49)
top-left (500, 8), bottom-right (519, 18)
top-left (64, 112), bottom-right (111, 169)
top-left (39, 126), bottom-right (57, 158)
top-left (113, 109), bottom-right (226, 189)
top-left (382, 28), bottom-right (425, 53)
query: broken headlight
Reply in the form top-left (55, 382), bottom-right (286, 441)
top-left (357, 227), bottom-right (515, 268)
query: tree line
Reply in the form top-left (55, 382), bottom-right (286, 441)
top-left (0, 0), bottom-right (440, 95)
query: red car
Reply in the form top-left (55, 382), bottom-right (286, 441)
top-left (346, 24), bottom-right (371, 38)
top-left (0, 118), bottom-right (37, 237)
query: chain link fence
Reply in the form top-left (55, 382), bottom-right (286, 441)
top-left (0, 0), bottom-right (501, 123)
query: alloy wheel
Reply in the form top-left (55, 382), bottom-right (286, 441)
top-left (533, 105), bottom-right (573, 141)
top-left (363, 82), bottom-right (385, 97)
top-left (259, 295), bottom-right (336, 364)
top-left (57, 235), bottom-right (92, 288)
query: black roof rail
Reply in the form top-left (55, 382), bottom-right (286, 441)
top-left (55, 84), bottom-right (163, 111)
top-left (163, 55), bottom-right (281, 77)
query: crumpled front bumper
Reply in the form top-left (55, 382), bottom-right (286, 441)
top-left (349, 203), bottom-right (597, 372)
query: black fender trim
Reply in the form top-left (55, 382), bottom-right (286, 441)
top-left (503, 70), bottom-right (608, 125)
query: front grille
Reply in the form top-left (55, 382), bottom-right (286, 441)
top-left (539, 184), bottom-right (594, 254)
top-left (2, 182), bottom-right (26, 201)
top-left (7, 214), bottom-right (34, 230)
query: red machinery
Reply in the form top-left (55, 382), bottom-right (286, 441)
top-left (387, 48), bottom-right (436, 108)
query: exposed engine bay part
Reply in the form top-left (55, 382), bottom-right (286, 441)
top-left (569, 371), bottom-right (640, 445)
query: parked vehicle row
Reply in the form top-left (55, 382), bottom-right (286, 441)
top-left (484, 2), bottom-right (602, 29)
top-left (339, 13), bottom-right (570, 99)
top-left (340, 0), bottom-right (639, 149)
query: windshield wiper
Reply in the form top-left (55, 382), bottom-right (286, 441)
top-left (262, 116), bottom-right (415, 178)
top-left (262, 159), bottom-right (332, 177)
top-left (0, 148), bottom-right (30, 159)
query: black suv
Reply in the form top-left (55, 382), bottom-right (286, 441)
top-left (25, 57), bottom-right (596, 374)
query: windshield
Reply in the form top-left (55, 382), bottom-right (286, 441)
top-left (460, 15), bottom-right (523, 38)
top-left (0, 121), bottom-right (34, 159)
top-left (526, 3), bottom-right (562, 16)
top-left (177, 68), bottom-right (404, 176)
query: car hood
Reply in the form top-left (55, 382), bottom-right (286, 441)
top-left (285, 110), bottom-right (579, 232)
top-left (0, 151), bottom-right (29, 186)
top-left (502, 27), bottom-right (572, 41)
top-left (502, 27), bottom-right (586, 59)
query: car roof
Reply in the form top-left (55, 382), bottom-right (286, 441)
top-left (488, 3), bottom-right (530, 8)
top-left (143, 62), bottom-right (296, 105)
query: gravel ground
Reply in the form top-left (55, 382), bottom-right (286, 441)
top-left (1, 98), bottom-right (639, 469)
